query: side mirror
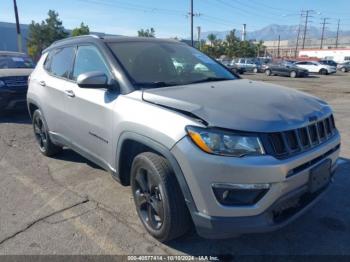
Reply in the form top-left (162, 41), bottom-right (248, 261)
top-left (77, 71), bottom-right (109, 89)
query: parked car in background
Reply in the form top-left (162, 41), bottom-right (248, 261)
top-left (337, 61), bottom-right (350, 72)
top-left (0, 51), bottom-right (34, 111)
top-left (294, 61), bottom-right (336, 75)
top-left (217, 59), bottom-right (245, 74)
top-left (264, 61), bottom-right (309, 78)
top-left (319, 60), bottom-right (337, 67)
top-left (235, 58), bottom-right (262, 73)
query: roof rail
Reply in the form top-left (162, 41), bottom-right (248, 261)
top-left (51, 34), bottom-right (103, 46)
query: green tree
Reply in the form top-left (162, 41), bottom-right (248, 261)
top-left (71, 22), bottom-right (90, 37)
top-left (207, 33), bottom-right (217, 47)
top-left (27, 10), bottom-right (68, 60)
top-left (138, 28), bottom-right (155, 37)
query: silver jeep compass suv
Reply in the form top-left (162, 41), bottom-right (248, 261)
top-left (27, 35), bottom-right (341, 242)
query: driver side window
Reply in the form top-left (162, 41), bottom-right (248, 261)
top-left (72, 45), bottom-right (110, 81)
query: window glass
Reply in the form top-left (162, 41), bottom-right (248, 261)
top-left (0, 54), bottom-right (34, 69)
top-left (344, 56), bottom-right (350, 61)
top-left (108, 41), bottom-right (235, 88)
top-left (72, 45), bottom-right (110, 80)
top-left (50, 47), bottom-right (75, 78)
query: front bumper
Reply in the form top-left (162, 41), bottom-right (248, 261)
top-left (192, 179), bottom-right (333, 239)
top-left (0, 87), bottom-right (28, 110)
top-left (171, 133), bottom-right (341, 238)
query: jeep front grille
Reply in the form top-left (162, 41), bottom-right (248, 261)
top-left (267, 115), bottom-right (337, 159)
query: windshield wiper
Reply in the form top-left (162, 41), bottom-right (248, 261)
top-left (189, 77), bottom-right (233, 84)
top-left (137, 81), bottom-right (179, 88)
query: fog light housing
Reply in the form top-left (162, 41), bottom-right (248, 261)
top-left (212, 183), bottom-right (270, 206)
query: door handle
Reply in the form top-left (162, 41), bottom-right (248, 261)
top-left (39, 80), bottom-right (46, 86)
top-left (64, 90), bottom-right (75, 98)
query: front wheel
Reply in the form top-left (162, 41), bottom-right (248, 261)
top-left (32, 109), bottom-right (62, 156)
top-left (341, 67), bottom-right (347, 73)
top-left (131, 152), bottom-right (191, 242)
top-left (265, 69), bottom-right (272, 76)
top-left (253, 68), bottom-right (258, 73)
top-left (320, 69), bottom-right (328, 75)
top-left (290, 71), bottom-right (297, 78)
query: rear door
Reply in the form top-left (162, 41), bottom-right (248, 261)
top-left (39, 46), bottom-right (76, 135)
top-left (63, 44), bottom-right (119, 168)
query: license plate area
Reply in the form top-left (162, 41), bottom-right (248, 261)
top-left (309, 159), bottom-right (331, 193)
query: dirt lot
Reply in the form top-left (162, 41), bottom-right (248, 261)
top-left (0, 72), bottom-right (349, 256)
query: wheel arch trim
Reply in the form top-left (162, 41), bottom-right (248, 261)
top-left (115, 131), bottom-right (198, 213)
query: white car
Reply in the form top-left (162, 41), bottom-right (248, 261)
top-left (294, 61), bottom-right (336, 75)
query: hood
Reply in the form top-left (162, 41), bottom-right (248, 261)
top-left (142, 79), bottom-right (331, 132)
top-left (0, 68), bottom-right (33, 78)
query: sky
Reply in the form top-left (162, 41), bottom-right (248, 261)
top-left (1, 0), bottom-right (350, 38)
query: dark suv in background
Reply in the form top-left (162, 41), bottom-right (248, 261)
top-left (0, 51), bottom-right (34, 111)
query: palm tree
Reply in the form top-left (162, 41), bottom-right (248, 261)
top-left (207, 33), bottom-right (217, 47)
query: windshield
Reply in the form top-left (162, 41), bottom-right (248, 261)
top-left (0, 55), bottom-right (35, 69)
top-left (108, 41), bottom-right (236, 88)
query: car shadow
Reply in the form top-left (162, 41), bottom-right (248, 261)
top-left (54, 148), bottom-right (104, 170)
top-left (166, 157), bottom-right (350, 256)
top-left (0, 110), bottom-right (31, 124)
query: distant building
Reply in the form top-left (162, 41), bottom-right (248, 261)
top-left (263, 36), bottom-right (350, 58)
top-left (299, 49), bottom-right (350, 63)
top-left (0, 22), bottom-right (29, 52)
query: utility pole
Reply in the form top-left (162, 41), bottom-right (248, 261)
top-left (277, 35), bottom-right (281, 58)
top-left (13, 0), bottom-right (22, 52)
top-left (190, 0), bottom-right (194, 46)
top-left (320, 17), bottom-right (330, 49)
top-left (302, 10), bottom-right (314, 49)
top-left (295, 24), bottom-right (301, 57)
top-left (197, 26), bottom-right (201, 50)
top-left (335, 19), bottom-right (340, 48)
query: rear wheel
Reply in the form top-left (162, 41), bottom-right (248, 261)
top-left (341, 67), bottom-right (347, 73)
top-left (253, 68), bottom-right (258, 73)
top-left (319, 69), bottom-right (328, 75)
top-left (32, 109), bottom-right (62, 156)
top-left (290, 71), bottom-right (297, 78)
top-left (131, 152), bottom-right (191, 242)
top-left (265, 69), bottom-right (272, 76)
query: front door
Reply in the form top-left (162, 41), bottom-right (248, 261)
top-left (63, 45), bottom-right (119, 169)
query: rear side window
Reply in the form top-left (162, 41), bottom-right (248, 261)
top-left (49, 47), bottom-right (75, 78)
top-left (72, 45), bottom-right (110, 80)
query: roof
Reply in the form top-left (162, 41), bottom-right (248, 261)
top-left (44, 35), bottom-right (182, 53)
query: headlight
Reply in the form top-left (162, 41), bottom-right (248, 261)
top-left (0, 80), bottom-right (5, 88)
top-left (186, 126), bottom-right (265, 157)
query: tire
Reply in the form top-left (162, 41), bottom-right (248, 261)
top-left (290, 71), bottom-right (297, 78)
top-left (253, 68), bottom-right (258, 73)
top-left (319, 69), bottom-right (328, 75)
top-left (341, 67), bottom-right (347, 73)
top-left (131, 152), bottom-right (191, 242)
top-left (32, 109), bottom-right (62, 156)
top-left (265, 69), bottom-right (272, 76)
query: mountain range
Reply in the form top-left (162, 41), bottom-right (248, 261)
top-left (201, 24), bottom-right (350, 41)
